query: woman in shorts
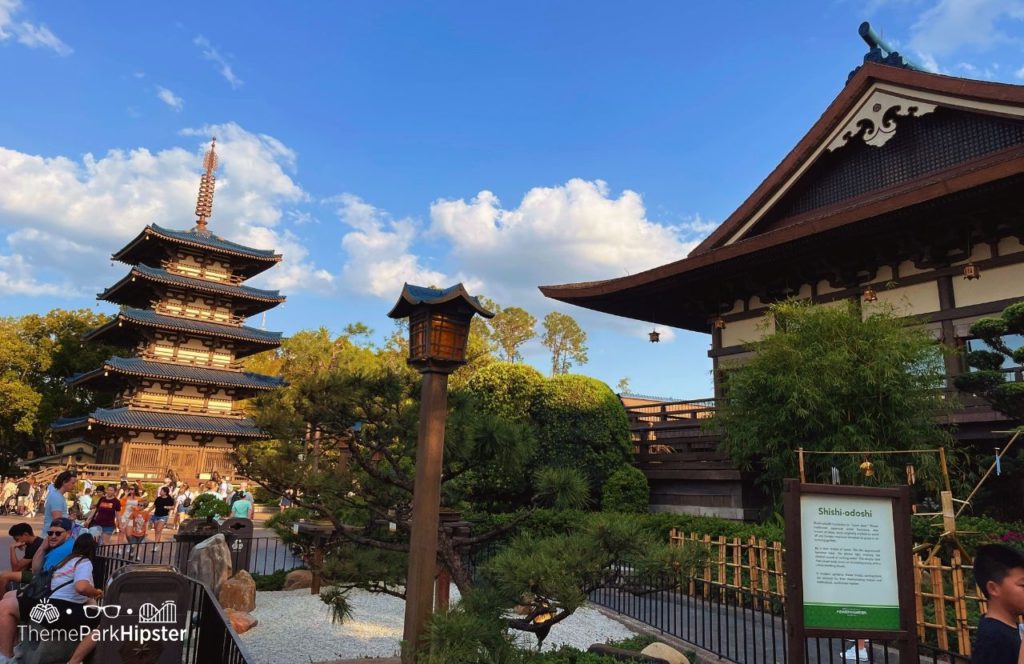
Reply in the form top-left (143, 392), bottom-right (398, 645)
top-left (150, 486), bottom-right (174, 542)
top-left (90, 484), bottom-right (121, 545)
top-left (173, 483), bottom-right (192, 530)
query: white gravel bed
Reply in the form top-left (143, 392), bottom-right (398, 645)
top-left (239, 587), bottom-right (637, 664)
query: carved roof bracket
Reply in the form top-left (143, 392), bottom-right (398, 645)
top-left (827, 89), bottom-right (937, 152)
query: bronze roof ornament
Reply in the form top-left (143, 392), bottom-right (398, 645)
top-left (194, 137), bottom-right (218, 235)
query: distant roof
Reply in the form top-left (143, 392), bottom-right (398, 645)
top-left (619, 392), bottom-right (680, 402)
top-left (68, 356), bottom-right (284, 391)
top-left (388, 283), bottom-right (494, 319)
top-left (83, 308), bottom-right (282, 347)
top-left (52, 408), bottom-right (267, 438)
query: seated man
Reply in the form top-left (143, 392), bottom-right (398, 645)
top-left (0, 524), bottom-right (42, 589)
top-left (0, 520), bottom-right (102, 664)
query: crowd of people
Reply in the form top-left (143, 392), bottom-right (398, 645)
top-left (0, 468), bottom-right (263, 663)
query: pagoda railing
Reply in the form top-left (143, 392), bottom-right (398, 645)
top-left (118, 398), bottom-right (246, 418)
top-left (139, 350), bottom-right (244, 371)
top-left (153, 303), bottom-right (246, 326)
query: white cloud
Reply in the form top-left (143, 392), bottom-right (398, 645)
top-left (1017, 64), bottom-right (1024, 78)
top-left (334, 194), bottom-right (450, 298)
top-left (908, 0), bottom-right (1024, 59)
top-left (156, 86), bottom-right (184, 112)
top-left (429, 179), bottom-right (702, 304)
top-left (0, 122), bottom-right (330, 297)
top-left (0, 253), bottom-right (64, 296)
top-left (194, 35), bottom-right (242, 89)
top-left (0, 0), bottom-right (71, 55)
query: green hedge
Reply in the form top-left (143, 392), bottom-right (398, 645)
top-left (601, 466), bottom-right (649, 514)
top-left (470, 508), bottom-right (1024, 555)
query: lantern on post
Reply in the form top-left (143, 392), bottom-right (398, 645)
top-left (862, 285), bottom-right (878, 303)
top-left (388, 283), bottom-right (493, 663)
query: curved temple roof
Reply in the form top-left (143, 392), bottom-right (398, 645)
top-left (84, 307), bottom-right (282, 347)
top-left (52, 407), bottom-right (267, 438)
top-left (99, 265), bottom-right (286, 316)
top-left (112, 224), bottom-right (282, 279)
top-left (68, 356), bottom-right (284, 391)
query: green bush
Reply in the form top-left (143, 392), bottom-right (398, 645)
top-left (601, 466), bottom-right (649, 514)
top-left (189, 493), bottom-right (230, 519)
top-left (467, 362), bottom-right (545, 421)
top-left (531, 375), bottom-right (631, 494)
top-left (252, 569), bottom-right (292, 591)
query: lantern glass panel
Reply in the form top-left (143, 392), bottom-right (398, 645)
top-left (429, 312), bottom-right (469, 361)
top-left (409, 311), bottom-right (430, 359)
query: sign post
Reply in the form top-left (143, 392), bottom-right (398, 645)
top-left (783, 479), bottom-right (918, 663)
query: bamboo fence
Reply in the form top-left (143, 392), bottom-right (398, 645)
top-left (668, 529), bottom-right (984, 656)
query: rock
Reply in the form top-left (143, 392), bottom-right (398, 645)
top-left (640, 642), bottom-right (690, 664)
top-left (187, 533), bottom-right (233, 596)
top-left (219, 569), bottom-right (257, 612)
top-left (284, 569), bottom-right (313, 591)
top-left (224, 608), bottom-right (259, 634)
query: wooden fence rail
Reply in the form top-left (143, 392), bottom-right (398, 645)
top-left (669, 529), bottom-right (985, 656)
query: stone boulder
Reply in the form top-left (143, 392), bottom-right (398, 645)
top-left (283, 569), bottom-right (313, 591)
top-left (188, 533), bottom-right (233, 597)
top-left (640, 642), bottom-right (690, 664)
top-left (219, 569), bottom-right (257, 612)
top-left (224, 608), bottom-right (259, 634)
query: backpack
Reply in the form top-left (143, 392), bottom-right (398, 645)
top-left (182, 494), bottom-right (192, 508)
top-left (229, 490), bottom-right (245, 505)
top-left (17, 554), bottom-right (81, 602)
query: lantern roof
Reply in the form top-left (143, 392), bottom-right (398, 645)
top-left (387, 283), bottom-right (494, 319)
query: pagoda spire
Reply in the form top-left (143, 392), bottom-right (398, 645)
top-left (194, 137), bottom-right (218, 234)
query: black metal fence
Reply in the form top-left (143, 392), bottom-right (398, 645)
top-left (95, 535), bottom-right (304, 577)
top-left (94, 549), bottom-right (254, 664)
top-left (589, 565), bottom-right (972, 664)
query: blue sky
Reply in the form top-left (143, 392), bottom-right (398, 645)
top-left (1, 1), bottom-right (1023, 399)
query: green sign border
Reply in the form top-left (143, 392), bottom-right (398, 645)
top-left (804, 602), bottom-right (901, 630)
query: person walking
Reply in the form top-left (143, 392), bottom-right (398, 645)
top-left (172, 483), bottom-right (193, 530)
top-left (150, 487), bottom-right (174, 542)
top-left (42, 471), bottom-right (76, 534)
top-left (89, 485), bottom-right (121, 545)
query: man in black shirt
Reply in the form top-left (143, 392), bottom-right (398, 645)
top-left (1, 523), bottom-right (43, 588)
top-left (972, 544), bottom-right (1024, 664)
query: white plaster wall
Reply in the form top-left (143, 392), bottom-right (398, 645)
top-left (721, 315), bottom-right (773, 347)
top-left (954, 263), bottom-right (1024, 307)
top-left (867, 281), bottom-right (940, 316)
top-left (998, 236), bottom-right (1024, 255)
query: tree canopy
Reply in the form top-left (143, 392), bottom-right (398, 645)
top-left (541, 312), bottom-right (588, 375)
top-left (489, 305), bottom-right (537, 362)
top-left (954, 300), bottom-right (1024, 422)
top-left (0, 309), bottom-right (116, 473)
top-left (714, 299), bottom-right (954, 502)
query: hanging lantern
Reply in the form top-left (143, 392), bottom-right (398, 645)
top-left (905, 463), bottom-right (916, 485)
top-left (963, 261), bottom-right (980, 280)
top-left (713, 316), bottom-right (726, 330)
top-left (862, 286), bottom-right (878, 303)
top-left (859, 458), bottom-right (875, 478)
top-left (648, 329), bottom-right (661, 343)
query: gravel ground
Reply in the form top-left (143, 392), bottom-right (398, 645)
top-left (239, 587), bottom-right (637, 664)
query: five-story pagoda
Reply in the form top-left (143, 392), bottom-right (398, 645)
top-left (53, 139), bottom-right (286, 483)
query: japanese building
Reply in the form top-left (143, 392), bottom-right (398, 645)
top-left (542, 44), bottom-right (1024, 518)
top-left (50, 139), bottom-right (286, 483)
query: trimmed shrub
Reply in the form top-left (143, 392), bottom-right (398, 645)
top-left (601, 466), bottom-right (649, 514)
top-left (466, 362), bottom-right (545, 421)
top-left (531, 375), bottom-right (631, 494)
top-left (189, 492), bottom-right (230, 519)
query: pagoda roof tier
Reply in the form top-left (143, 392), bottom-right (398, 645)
top-left (68, 357), bottom-right (285, 392)
top-left (52, 407), bottom-right (267, 438)
top-left (84, 308), bottom-right (282, 357)
top-left (99, 265), bottom-right (285, 316)
top-left (113, 224), bottom-right (282, 278)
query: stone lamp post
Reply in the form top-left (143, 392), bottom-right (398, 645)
top-left (387, 283), bottom-right (493, 662)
